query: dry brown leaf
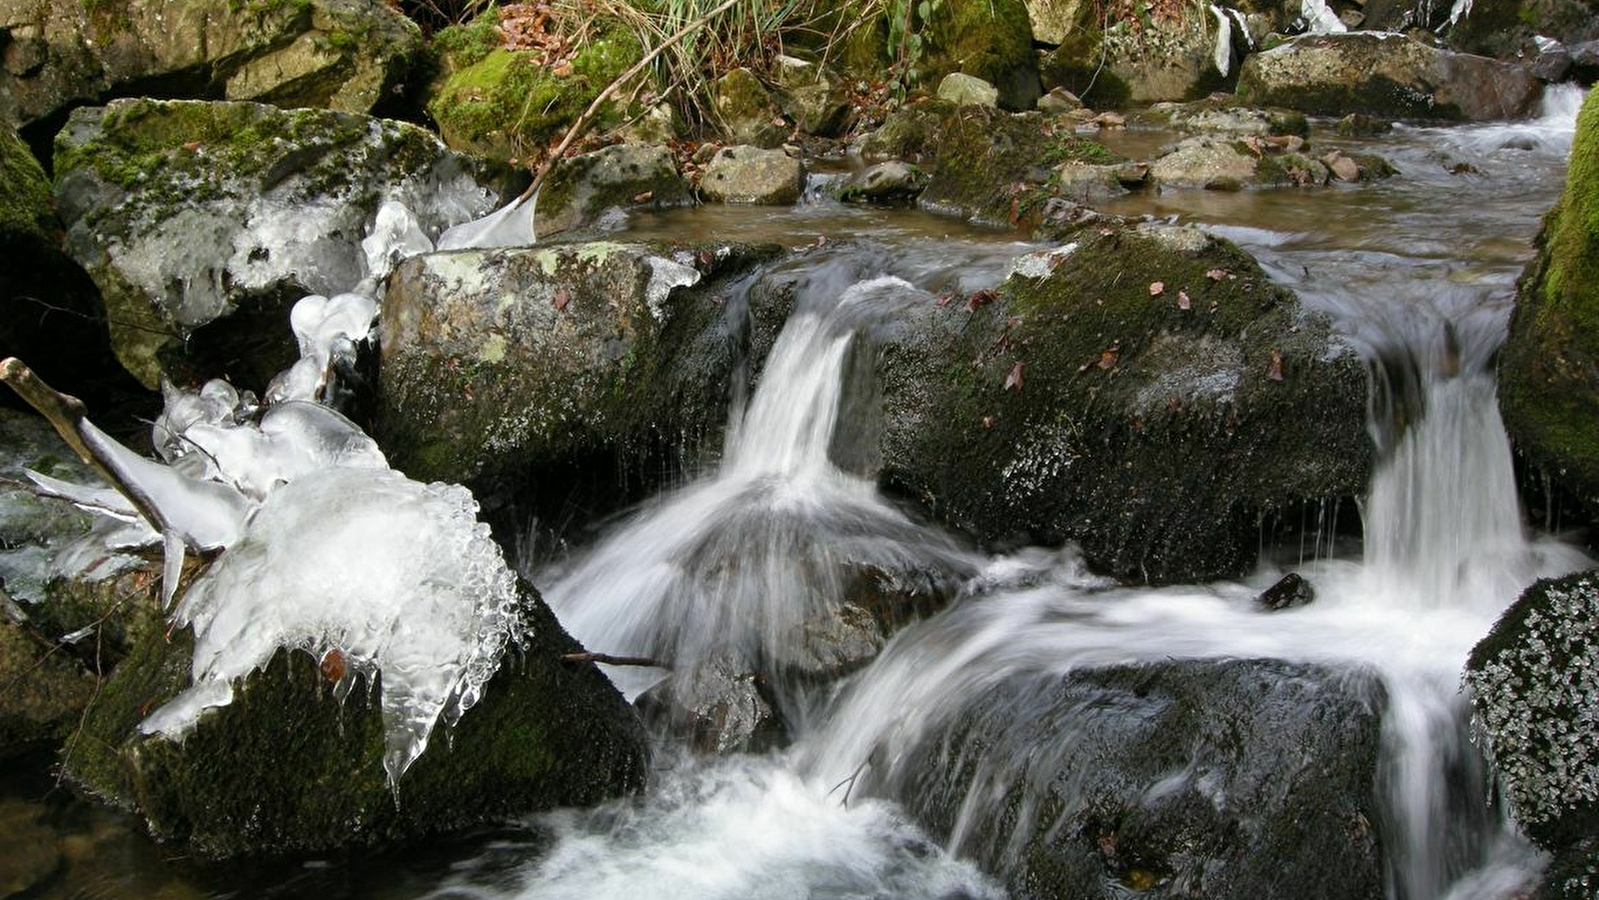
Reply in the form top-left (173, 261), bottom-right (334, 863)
top-left (1148, 281), bottom-right (1165, 297)
top-left (553, 287), bottom-right (571, 312)
top-left (1004, 362), bottom-right (1025, 391)
top-left (1098, 347), bottom-right (1119, 370)
top-left (1268, 348), bottom-right (1285, 381)
top-left (1177, 290), bottom-right (1192, 310)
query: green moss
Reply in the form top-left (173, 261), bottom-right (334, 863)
top-left (433, 7), bottom-right (504, 69)
top-left (0, 127), bottom-right (55, 242)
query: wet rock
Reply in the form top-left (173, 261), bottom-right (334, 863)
top-left (1237, 32), bottom-right (1543, 121)
top-left (698, 146), bottom-right (805, 205)
top-left (0, 0), bottom-right (420, 136)
top-left (1466, 570), bottom-right (1599, 851)
top-left (836, 161), bottom-right (929, 204)
top-left (53, 99), bottom-right (517, 391)
top-left (1037, 86), bottom-right (1085, 115)
top-left (1039, 3), bottom-right (1239, 107)
top-left (0, 615), bottom-right (98, 759)
top-left (772, 56), bottom-right (856, 138)
top-left (1537, 835), bottom-right (1599, 900)
top-left (1257, 572), bottom-right (1315, 609)
top-left (1499, 88), bottom-right (1599, 521)
top-left (426, 10), bottom-right (642, 160)
top-left (885, 659), bottom-right (1387, 900)
top-left (1149, 136), bottom-right (1261, 189)
top-left (938, 72), bottom-right (1000, 108)
top-left (854, 222), bottom-right (1372, 583)
top-left (61, 572), bottom-right (649, 859)
top-left (537, 143), bottom-right (691, 237)
top-left (1439, 0), bottom-right (1599, 64)
top-left (1152, 100), bottom-right (1310, 137)
top-left (1334, 113), bottom-right (1395, 136)
top-left (636, 651), bottom-right (786, 754)
top-left (712, 68), bottom-right (788, 149)
top-left (0, 799), bottom-right (60, 897)
top-left (1531, 48), bottom-right (1574, 83)
top-left (376, 241), bottom-right (783, 496)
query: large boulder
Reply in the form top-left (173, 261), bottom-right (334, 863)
top-left (1237, 32), bottom-right (1543, 121)
top-left (698, 145), bottom-right (805, 205)
top-left (53, 98), bottom-right (515, 391)
top-left (1043, 5), bottom-right (1240, 106)
top-left (917, 0), bottom-right (1042, 110)
top-left (376, 241), bottom-right (785, 499)
top-left (59, 565), bottom-right (649, 859)
top-left (848, 221), bottom-right (1372, 583)
top-left (0, 0), bottom-right (421, 137)
top-left (1499, 88), bottom-right (1599, 521)
top-left (1466, 571), bottom-right (1599, 853)
top-left (879, 659), bottom-right (1388, 900)
top-left (536, 143), bottom-right (692, 237)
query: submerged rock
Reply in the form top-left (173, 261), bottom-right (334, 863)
top-left (852, 222), bottom-right (1371, 583)
top-left (0, 0), bottom-right (420, 135)
top-left (53, 99), bottom-right (515, 391)
top-left (885, 658), bottom-right (1387, 900)
top-left (1257, 571), bottom-right (1315, 609)
top-left (1237, 32), bottom-right (1543, 121)
top-left (1499, 88), bottom-right (1599, 521)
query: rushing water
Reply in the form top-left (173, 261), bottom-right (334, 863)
top-left (3, 89), bottom-right (1591, 899)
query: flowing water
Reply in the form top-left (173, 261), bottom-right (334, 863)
top-left (3, 89), bottom-right (1591, 899)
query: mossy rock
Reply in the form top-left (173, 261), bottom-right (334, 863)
top-left (917, 0), bottom-right (1041, 110)
top-left (425, 11), bottom-right (642, 161)
top-left (376, 241), bottom-right (786, 504)
top-left (854, 221), bottom-right (1371, 583)
top-left (1537, 836), bottom-right (1599, 900)
top-left (60, 576), bottom-right (648, 859)
top-left (1466, 570), bottom-right (1599, 851)
top-left (1500, 88), bottom-right (1599, 522)
top-left (52, 98), bottom-right (515, 390)
top-left (1040, 30), bottom-right (1134, 110)
top-left (537, 143), bottom-right (692, 237)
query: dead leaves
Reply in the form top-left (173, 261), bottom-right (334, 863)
top-left (1003, 362), bottom-right (1025, 392)
top-left (553, 287), bottom-right (571, 312)
top-left (1268, 348), bottom-right (1285, 381)
top-left (1148, 281), bottom-right (1164, 297)
top-left (320, 647), bottom-right (346, 684)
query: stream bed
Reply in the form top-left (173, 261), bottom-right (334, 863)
top-left (1, 86), bottom-right (1591, 900)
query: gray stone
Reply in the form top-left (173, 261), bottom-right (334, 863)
top-left (836, 161), bottom-right (929, 204)
top-left (772, 55), bottom-right (856, 138)
top-left (538, 143), bottom-right (690, 237)
top-left (712, 68), bottom-right (787, 148)
top-left (699, 146), bottom-right (805, 205)
top-left (937, 72), bottom-right (1000, 107)
top-left (1037, 86), bottom-right (1085, 114)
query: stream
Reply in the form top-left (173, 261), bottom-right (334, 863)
top-left (2, 86), bottom-right (1591, 899)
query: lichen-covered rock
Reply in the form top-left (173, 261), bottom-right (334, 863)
top-left (536, 143), bottom-right (690, 237)
top-left (836, 161), bottom-right (929, 204)
top-left (1149, 99), bottom-right (1310, 137)
top-left (851, 222), bottom-right (1371, 582)
top-left (711, 67), bottom-right (788, 148)
top-left (426, 9), bottom-right (642, 160)
top-left (376, 241), bottom-right (784, 497)
top-left (1039, 3), bottom-right (1241, 107)
top-left (1499, 88), bottom-right (1599, 521)
top-left (1237, 32), bottom-right (1543, 121)
top-left (937, 72), bottom-right (1000, 107)
top-left (1148, 134), bottom-right (1392, 190)
top-left (772, 55), bottom-right (855, 138)
top-left (61, 571), bottom-right (649, 859)
top-left (0, 0), bottom-right (421, 135)
top-left (53, 98), bottom-right (515, 390)
top-left (1466, 571), bottom-right (1599, 851)
top-left (880, 659), bottom-right (1387, 900)
top-left (698, 146), bottom-right (805, 205)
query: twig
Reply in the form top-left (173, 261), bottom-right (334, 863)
top-left (516, 0), bottom-right (743, 207)
top-left (562, 651), bottom-right (669, 668)
top-left (828, 757), bottom-right (871, 808)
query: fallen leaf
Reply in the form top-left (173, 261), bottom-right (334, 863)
top-left (967, 289), bottom-right (997, 311)
top-left (936, 292), bottom-right (956, 307)
top-left (1004, 361), bottom-right (1025, 391)
top-left (1206, 268), bottom-right (1231, 281)
top-left (1148, 281), bottom-right (1165, 296)
top-left (183, 140), bottom-right (202, 153)
top-left (1098, 346), bottom-right (1119, 369)
top-left (552, 60), bottom-right (574, 77)
top-left (553, 287), bottom-right (571, 312)
top-left (981, 414), bottom-right (997, 428)
top-left (632, 190), bottom-right (654, 204)
top-left (1177, 290), bottom-right (1192, 310)
top-left (1268, 348), bottom-right (1285, 381)
top-left (320, 648), bottom-right (346, 683)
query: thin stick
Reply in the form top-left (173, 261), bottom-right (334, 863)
top-left (516, 0), bottom-right (742, 206)
top-left (562, 651), bottom-right (669, 668)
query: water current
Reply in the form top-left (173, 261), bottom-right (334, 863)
top-left (3, 87), bottom-right (1591, 899)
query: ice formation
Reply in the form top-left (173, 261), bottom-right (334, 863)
top-left (438, 191), bottom-right (539, 250)
top-left (139, 466), bottom-right (524, 785)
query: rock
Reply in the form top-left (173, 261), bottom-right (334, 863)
top-left (1153, 100), bottom-right (1310, 137)
top-left (1532, 48), bottom-right (1574, 83)
top-left (376, 241), bottom-right (784, 497)
top-left (712, 68), bottom-right (788, 149)
top-left (853, 222), bottom-right (1372, 583)
top-left (1026, 0), bottom-right (1095, 44)
top-left (0, 616), bottom-right (98, 759)
top-left (0, 799), bottom-right (60, 897)
top-left (1149, 136), bottom-right (1262, 189)
top-left (937, 72), bottom-right (1000, 107)
top-left (426, 9), bottom-right (642, 159)
top-left (1037, 86), bottom-right (1085, 114)
top-left (772, 56), bottom-right (856, 138)
top-left (1147, 135), bottom-right (1389, 190)
top-left (836, 161), bottom-right (929, 204)
top-left (1334, 112), bottom-right (1394, 136)
top-left (1439, 0), bottom-right (1599, 63)
top-left (883, 659), bottom-right (1388, 900)
top-left (1465, 571), bottom-right (1599, 851)
top-left (1039, 3), bottom-right (1239, 107)
top-left (636, 651), bottom-right (786, 754)
top-left (0, 408), bottom-right (99, 606)
top-left (61, 569), bottom-right (649, 859)
top-left (1237, 32), bottom-right (1544, 121)
top-left (1, 124), bottom-right (145, 413)
top-left (1257, 571), bottom-right (1315, 609)
top-left (52, 99), bottom-right (515, 391)
top-left (0, 0), bottom-right (420, 135)
top-left (916, 0), bottom-right (1041, 110)
top-left (1537, 835), bottom-right (1599, 900)
top-left (1499, 88), bottom-right (1599, 520)
top-left (537, 143), bottom-right (691, 237)
top-left (1571, 40), bottom-right (1599, 83)
top-left (698, 146), bottom-right (805, 205)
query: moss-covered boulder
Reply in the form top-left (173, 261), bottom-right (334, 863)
top-left (1237, 32), bottom-right (1543, 121)
top-left (536, 143), bottom-right (691, 237)
top-left (1466, 571), bottom-right (1599, 853)
top-left (377, 241), bottom-right (786, 500)
top-left (850, 221), bottom-right (1371, 582)
top-left (1038, 0), bottom-right (1246, 107)
top-left (1499, 88), bottom-right (1599, 521)
top-left (862, 102), bottom-right (1119, 228)
top-left (60, 569), bottom-right (648, 859)
top-left (832, 0), bottom-right (1039, 110)
top-left (772, 55), bottom-right (856, 138)
top-left (877, 659), bottom-right (1388, 900)
top-left (711, 67), bottom-right (788, 148)
top-left (53, 98), bottom-right (516, 391)
top-left (0, 0), bottom-right (421, 137)
top-left (425, 9), bottom-right (642, 160)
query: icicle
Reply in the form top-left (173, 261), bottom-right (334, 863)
top-left (1209, 5), bottom-right (1234, 77)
